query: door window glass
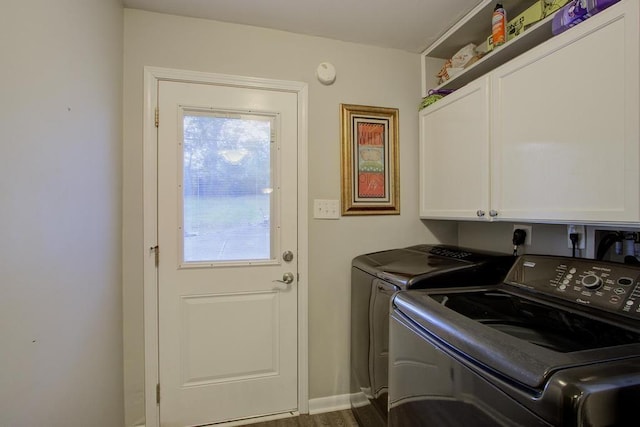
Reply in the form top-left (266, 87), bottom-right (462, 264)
top-left (181, 110), bottom-right (275, 263)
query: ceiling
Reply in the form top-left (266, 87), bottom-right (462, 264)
top-left (122, 0), bottom-right (482, 53)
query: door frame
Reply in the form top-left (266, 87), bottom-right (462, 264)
top-left (142, 66), bottom-right (309, 427)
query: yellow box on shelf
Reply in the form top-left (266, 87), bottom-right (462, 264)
top-left (487, 0), bottom-right (570, 51)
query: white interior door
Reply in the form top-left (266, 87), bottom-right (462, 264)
top-left (157, 80), bottom-right (299, 426)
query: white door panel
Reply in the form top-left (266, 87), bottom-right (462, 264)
top-left (491, 2), bottom-right (639, 222)
top-left (157, 80), bottom-right (298, 426)
top-left (419, 77), bottom-right (490, 220)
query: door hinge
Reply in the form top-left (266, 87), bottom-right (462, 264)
top-left (155, 107), bottom-right (159, 128)
top-left (156, 383), bottom-right (160, 405)
top-left (151, 245), bottom-right (159, 267)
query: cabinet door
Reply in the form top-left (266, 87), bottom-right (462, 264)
top-left (491, 0), bottom-right (639, 223)
top-left (419, 77), bottom-right (490, 220)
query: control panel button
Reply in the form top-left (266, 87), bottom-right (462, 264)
top-left (618, 277), bottom-right (634, 286)
top-left (581, 274), bottom-right (603, 290)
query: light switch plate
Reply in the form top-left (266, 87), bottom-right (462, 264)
top-left (314, 199), bottom-right (340, 219)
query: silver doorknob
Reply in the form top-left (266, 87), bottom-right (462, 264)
top-left (274, 272), bottom-right (295, 285)
top-left (489, 210), bottom-right (498, 217)
top-left (476, 210), bottom-right (485, 217)
top-left (282, 250), bottom-right (294, 262)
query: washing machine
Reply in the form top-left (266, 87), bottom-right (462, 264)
top-left (350, 244), bottom-right (515, 426)
top-left (390, 254), bottom-right (640, 426)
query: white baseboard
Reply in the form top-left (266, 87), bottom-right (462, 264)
top-left (308, 394), bottom-right (351, 415)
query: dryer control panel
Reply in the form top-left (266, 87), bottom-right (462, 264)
top-left (505, 255), bottom-right (640, 320)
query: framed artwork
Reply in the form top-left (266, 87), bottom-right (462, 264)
top-left (340, 104), bottom-right (399, 215)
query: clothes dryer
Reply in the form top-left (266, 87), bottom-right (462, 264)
top-left (350, 245), bottom-right (514, 426)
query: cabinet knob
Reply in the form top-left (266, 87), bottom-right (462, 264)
top-left (489, 210), bottom-right (498, 217)
top-left (476, 210), bottom-right (486, 217)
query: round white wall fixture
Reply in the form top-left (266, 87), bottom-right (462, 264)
top-left (316, 62), bottom-right (336, 85)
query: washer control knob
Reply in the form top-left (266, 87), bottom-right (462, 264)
top-left (581, 274), bottom-right (603, 290)
top-left (618, 277), bottom-right (634, 286)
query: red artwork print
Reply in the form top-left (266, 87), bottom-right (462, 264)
top-left (357, 122), bottom-right (385, 198)
top-left (358, 122), bottom-right (384, 146)
top-left (358, 173), bottom-right (385, 198)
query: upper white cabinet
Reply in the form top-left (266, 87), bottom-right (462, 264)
top-left (420, 0), bottom-right (640, 224)
top-left (491, 0), bottom-right (639, 222)
top-left (419, 77), bottom-right (490, 219)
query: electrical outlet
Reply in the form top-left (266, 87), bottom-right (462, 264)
top-left (313, 199), bottom-right (340, 219)
top-left (513, 224), bottom-right (532, 245)
top-left (567, 224), bottom-right (586, 249)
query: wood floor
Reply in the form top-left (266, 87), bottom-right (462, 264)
top-left (241, 410), bottom-right (358, 427)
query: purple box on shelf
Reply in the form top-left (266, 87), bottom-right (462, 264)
top-left (552, 0), bottom-right (620, 35)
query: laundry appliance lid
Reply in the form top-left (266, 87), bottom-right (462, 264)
top-left (393, 287), bottom-right (640, 390)
top-left (352, 245), bottom-right (513, 288)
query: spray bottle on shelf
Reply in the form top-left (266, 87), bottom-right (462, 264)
top-left (492, 3), bottom-right (507, 47)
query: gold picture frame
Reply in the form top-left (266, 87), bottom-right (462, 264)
top-left (340, 104), bottom-right (399, 215)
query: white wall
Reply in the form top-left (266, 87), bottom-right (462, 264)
top-left (0, 1), bottom-right (123, 426)
top-left (457, 221), bottom-right (639, 263)
top-left (458, 221), bottom-right (579, 256)
top-left (122, 9), bottom-right (456, 425)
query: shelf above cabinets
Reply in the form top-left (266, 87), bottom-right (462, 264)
top-left (426, 0), bottom-right (536, 59)
top-left (421, 0), bottom-right (563, 95)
